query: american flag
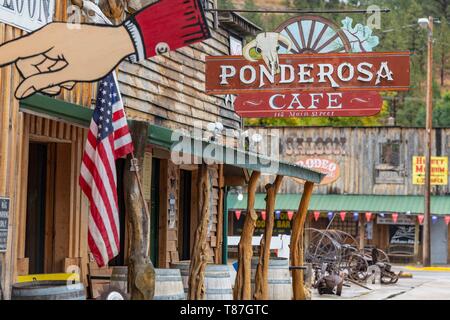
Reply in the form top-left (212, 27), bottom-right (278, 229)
top-left (80, 73), bottom-right (134, 267)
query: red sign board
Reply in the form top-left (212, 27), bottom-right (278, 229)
top-left (234, 91), bottom-right (383, 118)
top-left (205, 52), bottom-right (410, 94)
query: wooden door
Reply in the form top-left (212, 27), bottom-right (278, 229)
top-left (25, 143), bottom-right (48, 274)
top-left (178, 170), bottom-right (192, 261)
top-left (150, 158), bottom-right (160, 266)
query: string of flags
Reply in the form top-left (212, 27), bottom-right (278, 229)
top-left (232, 209), bottom-right (450, 225)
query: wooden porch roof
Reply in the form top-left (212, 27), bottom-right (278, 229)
top-left (20, 94), bottom-right (324, 184)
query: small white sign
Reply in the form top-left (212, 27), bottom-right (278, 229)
top-left (377, 215), bottom-right (415, 225)
top-left (0, 1), bottom-right (55, 32)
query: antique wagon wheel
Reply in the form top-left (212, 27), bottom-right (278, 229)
top-left (363, 247), bottom-right (390, 264)
top-left (275, 15), bottom-right (351, 54)
top-left (347, 253), bottom-right (369, 282)
top-left (305, 228), bottom-right (341, 266)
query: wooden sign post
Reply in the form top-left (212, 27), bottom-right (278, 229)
top-left (124, 121), bottom-right (155, 300)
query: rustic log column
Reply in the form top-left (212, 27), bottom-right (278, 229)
top-left (215, 164), bottom-right (224, 264)
top-left (124, 121), bottom-right (155, 300)
top-left (188, 163), bottom-right (210, 300)
top-left (254, 175), bottom-right (283, 300)
top-left (359, 213), bottom-right (365, 251)
top-left (234, 171), bottom-right (261, 300)
top-left (290, 181), bottom-right (314, 300)
top-left (414, 218), bottom-right (420, 263)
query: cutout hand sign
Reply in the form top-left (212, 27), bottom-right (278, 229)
top-left (0, 0), bottom-right (210, 100)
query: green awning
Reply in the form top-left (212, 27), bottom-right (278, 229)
top-left (21, 94), bottom-right (325, 183)
top-left (227, 194), bottom-right (450, 215)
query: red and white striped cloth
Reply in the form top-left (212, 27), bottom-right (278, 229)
top-left (79, 72), bottom-right (133, 267)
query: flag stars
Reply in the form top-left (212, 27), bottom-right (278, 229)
top-left (93, 73), bottom-right (122, 141)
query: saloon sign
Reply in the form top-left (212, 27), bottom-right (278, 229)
top-left (205, 52), bottom-right (410, 94)
top-left (0, 0), bottom-right (55, 32)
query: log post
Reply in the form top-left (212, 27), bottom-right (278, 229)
top-left (414, 218), bottom-right (420, 263)
top-left (215, 164), bottom-right (224, 264)
top-left (124, 121), bottom-right (155, 300)
top-left (188, 163), bottom-right (210, 300)
top-left (359, 213), bottom-right (365, 251)
top-left (290, 181), bottom-right (314, 300)
top-left (254, 175), bottom-right (283, 300)
top-left (233, 171), bottom-right (261, 300)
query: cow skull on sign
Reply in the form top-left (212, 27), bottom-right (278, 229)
top-left (243, 32), bottom-right (292, 75)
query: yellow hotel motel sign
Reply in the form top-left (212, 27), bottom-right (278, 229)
top-left (413, 156), bottom-right (448, 185)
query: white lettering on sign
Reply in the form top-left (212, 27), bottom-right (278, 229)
top-left (218, 62), bottom-right (395, 89)
top-left (0, 0), bottom-right (55, 32)
top-left (0, 197), bottom-right (9, 252)
top-left (268, 93), bottom-right (344, 111)
top-left (296, 157), bottom-right (340, 185)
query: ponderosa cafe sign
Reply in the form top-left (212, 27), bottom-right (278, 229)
top-left (206, 52), bottom-right (410, 118)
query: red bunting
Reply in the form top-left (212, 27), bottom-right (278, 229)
top-left (365, 212), bottom-right (372, 222)
top-left (261, 211), bottom-right (267, 221)
top-left (418, 214), bottom-right (424, 225)
top-left (340, 211), bottom-right (346, 222)
top-left (313, 211), bottom-right (321, 222)
top-left (445, 216), bottom-right (450, 226)
top-left (287, 211), bottom-right (294, 221)
top-left (392, 213), bottom-right (398, 223)
top-left (235, 210), bottom-right (241, 221)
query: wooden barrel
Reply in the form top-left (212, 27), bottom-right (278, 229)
top-left (108, 266), bottom-right (185, 300)
top-left (170, 261), bottom-right (233, 300)
top-left (169, 261), bottom-right (190, 295)
top-left (154, 268), bottom-right (185, 300)
top-left (251, 257), bottom-right (293, 300)
top-left (204, 264), bottom-right (233, 300)
top-left (110, 266), bottom-right (128, 293)
top-left (11, 281), bottom-right (86, 300)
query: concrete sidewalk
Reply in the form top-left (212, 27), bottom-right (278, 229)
top-left (313, 266), bottom-right (450, 300)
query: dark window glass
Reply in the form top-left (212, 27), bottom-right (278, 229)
top-left (380, 142), bottom-right (400, 167)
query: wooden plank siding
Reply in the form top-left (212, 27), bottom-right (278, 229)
top-left (118, 4), bottom-right (241, 132)
top-left (251, 127), bottom-right (450, 196)
top-left (0, 0), bottom-right (241, 297)
top-left (158, 162), bottom-right (221, 267)
top-left (0, 1), bottom-right (94, 298)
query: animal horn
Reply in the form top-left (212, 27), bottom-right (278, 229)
top-left (278, 34), bottom-right (292, 52)
top-left (242, 39), bottom-right (258, 62)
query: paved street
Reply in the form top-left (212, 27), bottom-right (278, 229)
top-left (313, 266), bottom-right (450, 300)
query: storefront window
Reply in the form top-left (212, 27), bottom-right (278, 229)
top-left (380, 142), bottom-right (400, 167)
